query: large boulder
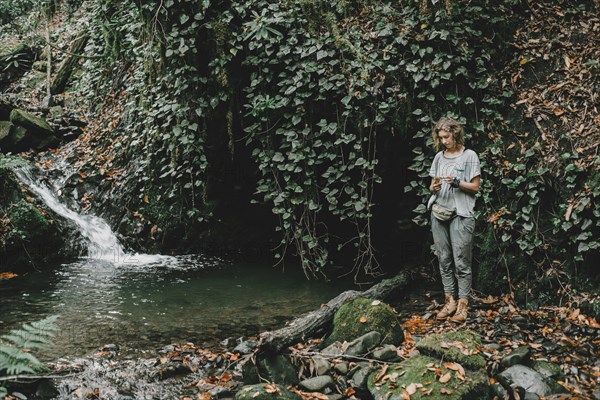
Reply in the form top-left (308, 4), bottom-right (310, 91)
top-left (0, 121), bottom-right (28, 153)
top-left (325, 298), bottom-right (404, 347)
top-left (10, 109), bottom-right (54, 136)
top-left (368, 355), bottom-right (489, 400)
top-left (9, 109), bottom-right (59, 151)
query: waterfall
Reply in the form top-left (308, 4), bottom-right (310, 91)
top-left (14, 167), bottom-right (128, 262)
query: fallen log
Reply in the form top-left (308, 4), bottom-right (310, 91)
top-left (257, 272), bottom-right (411, 354)
top-left (50, 34), bottom-right (89, 95)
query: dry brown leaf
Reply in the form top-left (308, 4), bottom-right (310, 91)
top-left (444, 362), bottom-right (466, 377)
top-left (264, 384), bottom-right (279, 394)
top-left (440, 388), bottom-right (453, 395)
top-left (373, 364), bottom-right (389, 383)
top-left (406, 383), bottom-right (419, 395)
top-left (569, 309), bottom-right (580, 319)
top-left (0, 272), bottom-right (18, 280)
top-left (359, 316), bottom-right (368, 323)
top-left (439, 373), bottom-right (452, 383)
top-left (199, 392), bottom-right (211, 400)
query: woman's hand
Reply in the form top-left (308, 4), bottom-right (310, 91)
top-left (441, 176), bottom-right (455, 185)
top-left (430, 177), bottom-right (442, 193)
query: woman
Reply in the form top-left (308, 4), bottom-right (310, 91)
top-left (428, 117), bottom-right (480, 323)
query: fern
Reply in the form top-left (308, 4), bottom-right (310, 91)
top-left (0, 315), bottom-right (58, 394)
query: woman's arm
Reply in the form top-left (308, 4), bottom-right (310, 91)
top-left (449, 175), bottom-right (480, 194)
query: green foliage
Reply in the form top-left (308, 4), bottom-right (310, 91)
top-left (234, 0), bottom-right (397, 278)
top-left (0, 0), bottom-right (36, 31)
top-left (0, 0), bottom-right (75, 37)
top-left (70, 0), bottom-right (598, 289)
top-left (6, 199), bottom-right (49, 240)
top-left (401, 0), bottom-right (599, 297)
top-left (0, 315), bottom-right (58, 396)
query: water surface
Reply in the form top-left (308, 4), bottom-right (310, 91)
top-left (0, 255), bottom-right (350, 359)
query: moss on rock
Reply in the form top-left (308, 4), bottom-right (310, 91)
top-left (415, 330), bottom-right (486, 370)
top-left (9, 109), bottom-right (54, 136)
top-left (0, 121), bottom-right (11, 141)
top-left (367, 355), bottom-right (489, 400)
top-left (325, 297), bottom-right (403, 346)
top-left (234, 384), bottom-right (301, 400)
top-left (7, 199), bottom-right (49, 240)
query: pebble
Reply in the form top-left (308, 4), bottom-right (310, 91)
top-left (343, 331), bottom-right (381, 356)
top-left (501, 345), bottom-right (531, 368)
top-left (349, 364), bottom-right (375, 390)
top-left (321, 341), bottom-right (343, 357)
top-left (333, 361), bottom-right (349, 375)
top-left (371, 345), bottom-right (399, 361)
top-left (299, 375), bottom-right (334, 392)
top-left (312, 355), bottom-right (331, 376)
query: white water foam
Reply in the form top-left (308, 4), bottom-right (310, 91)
top-left (14, 167), bottom-right (174, 265)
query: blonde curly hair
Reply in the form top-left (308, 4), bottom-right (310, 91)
top-left (432, 117), bottom-right (465, 151)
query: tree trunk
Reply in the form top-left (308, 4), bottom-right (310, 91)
top-left (46, 21), bottom-right (52, 100)
top-left (50, 35), bottom-right (89, 95)
top-left (257, 272), bottom-right (411, 354)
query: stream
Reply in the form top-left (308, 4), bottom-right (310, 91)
top-left (1, 168), bottom-right (351, 361)
top-left (0, 256), bottom-right (350, 360)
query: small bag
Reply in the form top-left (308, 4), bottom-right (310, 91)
top-left (432, 203), bottom-right (456, 221)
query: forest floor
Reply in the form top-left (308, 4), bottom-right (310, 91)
top-left (142, 282), bottom-right (599, 400)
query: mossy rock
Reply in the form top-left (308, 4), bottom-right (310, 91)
top-left (0, 121), bottom-right (27, 153)
top-left (242, 354), bottom-right (299, 385)
top-left (10, 109), bottom-right (54, 136)
top-left (7, 199), bottom-right (49, 240)
top-left (530, 360), bottom-right (563, 379)
top-left (0, 121), bottom-right (11, 141)
top-left (235, 384), bottom-right (301, 400)
top-left (325, 297), bottom-right (404, 346)
top-left (367, 355), bottom-right (489, 400)
top-left (0, 155), bottom-right (27, 202)
top-left (415, 330), bottom-right (486, 370)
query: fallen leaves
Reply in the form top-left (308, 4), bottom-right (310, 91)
top-left (0, 272), bottom-right (18, 280)
top-left (373, 364), bottom-right (389, 383)
top-left (440, 340), bottom-right (479, 356)
top-left (293, 389), bottom-right (328, 400)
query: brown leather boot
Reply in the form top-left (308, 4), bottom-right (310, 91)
top-left (450, 298), bottom-right (469, 323)
top-left (436, 293), bottom-right (457, 320)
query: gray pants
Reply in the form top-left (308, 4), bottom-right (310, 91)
top-left (431, 215), bottom-right (475, 299)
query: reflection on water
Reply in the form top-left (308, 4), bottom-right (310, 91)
top-left (0, 255), bottom-right (350, 359)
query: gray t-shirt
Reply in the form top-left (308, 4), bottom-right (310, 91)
top-left (429, 149), bottom-right (481, 217)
